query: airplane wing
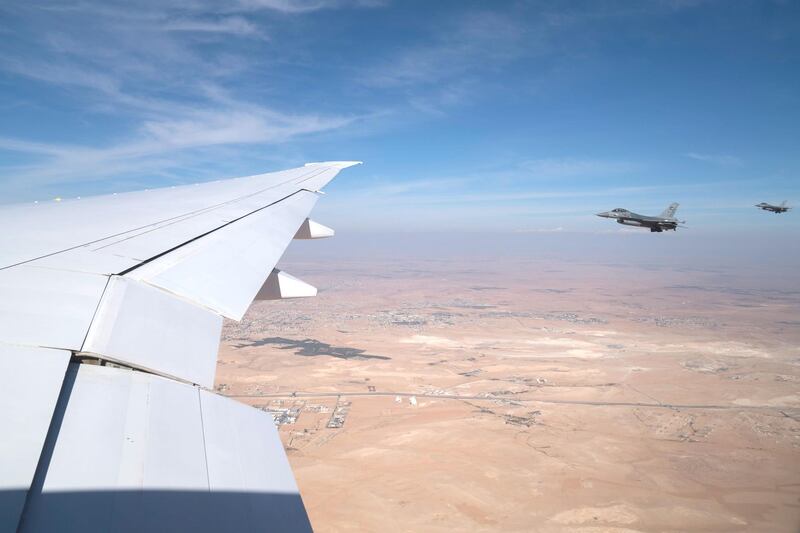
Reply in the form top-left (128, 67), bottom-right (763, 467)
top-left (0, 161), bottom-right (360, 533)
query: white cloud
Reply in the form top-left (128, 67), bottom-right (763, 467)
top-left (685, 152), bottom-right (742, 166)
top-left (347, 177), bottom-right (471, 197)
top-left (140, 108), bottom-right (353, 147)
top-left (0, 105), bottom-right (355, 191)
top-left (234, 0), bottom-right (386, 12)
top-left (162, 17), bottom-right (265, 38)
top-left (361, 12), bottom-right (527, 89)
top-left (514, 227), bottom-right (565, 233)
top-left (0, 137), bottom-right (75, 157)
top-left (0, 0), bottom-right (372, 194)
top-left (0, 56), bottom-right (122, 96)
top-left (520, 158), bottom-right (640, 178)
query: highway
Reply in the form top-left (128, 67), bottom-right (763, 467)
top-left (226, 390), bottom-right (797, 412)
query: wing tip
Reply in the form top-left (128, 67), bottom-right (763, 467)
top-left (304, 160), bottom-right (363, 169)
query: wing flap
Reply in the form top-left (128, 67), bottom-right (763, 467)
top-left (0, 345), bottom-right (70, 532)
top-left (81, 276), bottom-right (223, 387)
top-left (17, 364), bottom-right (311, 533)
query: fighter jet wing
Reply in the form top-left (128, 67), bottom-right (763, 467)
top-left (0, 161), bottom-right (360, 533)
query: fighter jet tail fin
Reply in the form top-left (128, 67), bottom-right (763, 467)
top-left (781, 200), bottom-right (788, 207)
top-left (659, 202), bottom-right (679, 219)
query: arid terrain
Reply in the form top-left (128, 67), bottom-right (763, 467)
top-left (216, 251), bottom-right (800, 532)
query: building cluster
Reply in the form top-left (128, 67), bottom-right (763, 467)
top-left (633, 315), bottom-right (718, 328)
top-left (260, 403), bottom-right (302, 426)
top-left (327, 400), bottom-right (352, 428)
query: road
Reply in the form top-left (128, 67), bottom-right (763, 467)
top-left (226, 390), bottom-right (796, 412)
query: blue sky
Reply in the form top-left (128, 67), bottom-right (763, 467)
top-left (0, 0), bottom-right (798, 234)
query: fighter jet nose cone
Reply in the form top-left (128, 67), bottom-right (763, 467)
top-left (596, 212), bottom-right (610, 218)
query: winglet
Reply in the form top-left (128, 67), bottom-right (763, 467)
top-left (304, 161), bottom-right (362, 169)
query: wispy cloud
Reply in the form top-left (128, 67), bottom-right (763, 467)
top-left (685, 152), bottom-right (743, 166)
top-left (0, 0), bottom-right (377, 194)
top-left (354, 2), bottom-right (713, 115)
top-left (1, 0), bottom-right (795, 240)
top-left (234, 0), bottom-right (387, 13)
top-left (520, 158), bottom-right (640, 178)
top-left (357, 10), bottom-right (534, 114)
top-left (514, 226), bottom-right (565, 233)
top-left (361, 11), bottom-right (527, 89)
top-left (351, 177), bottom-right (469, 197)
top-left (162, 17), bottom-right (265, 38)
top-left (330, 174), bottom-right (725, 208)
top-left (0, 106), bottom-right (356, 191)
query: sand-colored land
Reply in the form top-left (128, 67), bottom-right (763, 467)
top-left (216, 257), bottom-right (800, 532)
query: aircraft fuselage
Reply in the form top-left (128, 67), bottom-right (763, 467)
top-left (596, 208), bottom-right (680, 232)
top-left (756, 203), bottom-right (790, 213)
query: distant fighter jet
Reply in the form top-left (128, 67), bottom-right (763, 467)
top-left (755, 201), bottom-right (791, 213)
top-left (596, 203), bottom-right (683, 232)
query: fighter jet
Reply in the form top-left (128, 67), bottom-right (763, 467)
top-left (755, 201), bottom-right (791, 213)
top-left (596, 203), bottom-right (683, 232)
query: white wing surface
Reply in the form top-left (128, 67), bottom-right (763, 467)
top-left (0, 161), bottom-right (360, 533)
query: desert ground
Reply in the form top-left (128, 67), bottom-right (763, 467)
top-left (216, 247), bottom-right (800, 532)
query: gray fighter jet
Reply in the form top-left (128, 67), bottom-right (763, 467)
top-left (596, 203), bottom-right (683, 232)
top-left (755, 201), bottom-right (791, 213)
